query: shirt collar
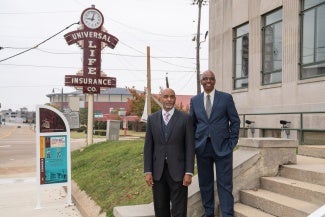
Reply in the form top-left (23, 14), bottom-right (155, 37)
top-left (162, 107), bottom-right (175, 116)
top-left (204, 90), bottom-right (215, 99)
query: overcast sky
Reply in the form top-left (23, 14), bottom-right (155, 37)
top-left (0, 0), bottom-right (209, 111)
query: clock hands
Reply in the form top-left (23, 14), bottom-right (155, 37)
top-left (91, 12), bottom-right (95, 21)
top-left (85, 12), bottom-right (95, 21)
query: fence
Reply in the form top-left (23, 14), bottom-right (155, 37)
top-left (239, 111), bottom-right (325, 145)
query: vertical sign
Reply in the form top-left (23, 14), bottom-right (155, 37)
top-left (35, 105), bottom-right (73, 208)
top-left (39, 135), bottom-right (67, 184)
top-left (64, 5), bottom-right (118, 94)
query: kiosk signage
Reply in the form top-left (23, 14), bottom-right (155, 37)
top-left (36, 105), bottom-right (73, 208)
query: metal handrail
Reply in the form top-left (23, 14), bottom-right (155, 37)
top-left (239, 111), bottom-right (325, 145)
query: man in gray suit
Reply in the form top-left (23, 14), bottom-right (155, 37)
top-left (190, 70), bottom-right (240, 217)
top-left (144, 88), bottom-right (195, 217)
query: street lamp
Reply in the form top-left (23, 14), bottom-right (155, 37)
top-left (52, 88), bottom-right (64, 112)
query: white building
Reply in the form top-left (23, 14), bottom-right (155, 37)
top-left (209, 0), bottom-right (325, 144)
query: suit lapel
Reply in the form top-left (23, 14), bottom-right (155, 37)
top-left (155, 111), bottom-right (165, 142)
top-left (165, 109), bottom-right (180, 142)
top-left (211, 90), bottom-right (221, 117)
top-left (197, 93), bottom-right (209, 119)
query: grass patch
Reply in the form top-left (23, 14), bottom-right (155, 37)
top-left (71, 139), bottom-right (152, 217)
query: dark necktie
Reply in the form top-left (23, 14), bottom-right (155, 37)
top-left (206, 95), bottom-right (211, 118)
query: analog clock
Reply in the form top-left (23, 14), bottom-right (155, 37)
top-left (82, 8), bottom-right (103, 29)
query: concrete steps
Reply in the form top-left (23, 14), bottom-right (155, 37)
top-left (235, 154), bottom-right (325, 217)
top-left (239, 188), bottom-right (319, 217)
top-left (261, 176), bottom-right (325, 206)
top-left (234, 203), bottom-right (276, 217)
top-left (279, 156), bottom-right (325, 187)
top-left (298, 145), bottom-right (325, 159)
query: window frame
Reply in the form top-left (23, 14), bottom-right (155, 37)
top-left (300, 0), bottom-right (325, 80)
top-left (261, 8), bottom-right (283, 85)
top-left (233, 22), bottom-right (249, 90)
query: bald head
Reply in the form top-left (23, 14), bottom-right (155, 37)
top-left (201, 70), bottom-right (216, 93)
top-left (161, 88), bottom-right (176, 111)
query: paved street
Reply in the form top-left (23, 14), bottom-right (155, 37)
top-left (0, 124), bottom-right (36, 177)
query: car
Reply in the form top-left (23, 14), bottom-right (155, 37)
top-left (17, 126), bottom-right (21, 128)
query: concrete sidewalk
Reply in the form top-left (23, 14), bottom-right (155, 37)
top-left (0, 137), bottom-right (140, 217)
top-left (0, 138), bottom-right (92, 217)
top-left (0, 175), bottom-right (82, 217)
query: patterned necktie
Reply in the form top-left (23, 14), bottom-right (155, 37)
top-left (206, 95), bottom-right (211, 118)
top-left (164, 113), bottom-right (170, 125)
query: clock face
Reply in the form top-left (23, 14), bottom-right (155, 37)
top-left (82, 9), bottom-right (103, 29)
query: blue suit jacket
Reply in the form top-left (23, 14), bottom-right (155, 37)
top-left (190, 90), bottom-right (240, 156)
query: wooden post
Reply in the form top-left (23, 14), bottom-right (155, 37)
top-left (147, 46), bottom-right (152, 116)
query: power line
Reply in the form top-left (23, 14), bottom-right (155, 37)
top-left (0, 63), bottom-right (196, 73)
top-left (1, 46), bottom-right (207, 60)
top-left (0, 10), bottom-right (79, 15)
top-left (108, 16), bottom-right (192, 38)
top-left (0, 22), bottom-right (80, 63)
top-left (33, 47), bottom-right (204, 60)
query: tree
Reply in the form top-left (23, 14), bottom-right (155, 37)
top-left (126, 88), bottom-right (161, 117)
top-left (127, 87), bottom-right (190, 116)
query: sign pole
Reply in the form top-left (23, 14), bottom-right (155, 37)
top-left (87, 94), bottom-right (94, 145)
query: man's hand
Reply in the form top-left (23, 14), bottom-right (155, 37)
top-left (182, 174), bottom-right (192, 186)
top-left (145, 174), bottom-right (154, 186)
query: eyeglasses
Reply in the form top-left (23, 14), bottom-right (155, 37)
top-left (201, 77), bottom-right (215, 81)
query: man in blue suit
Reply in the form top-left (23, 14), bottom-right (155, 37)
top-left (190, 70), bottom-right (240, 217)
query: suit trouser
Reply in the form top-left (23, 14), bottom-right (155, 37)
top-left (196, 139), bottom-right (234, 217)
top-left (152, 162), bottom-right (188, 217)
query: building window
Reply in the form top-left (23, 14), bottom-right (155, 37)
top-left (233, 23), bottom-right (249, 89)
top-left (262, 8), bottom-right (283, 85)
top-left (301, 0), bottom-right (325, 79)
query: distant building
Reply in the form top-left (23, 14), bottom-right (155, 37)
top-left (209, 0), bottom-right (325, 144)
top-left (0, 108), bottom-right (35, 123)
top-left (47, 87), bottom-right (135, 117)
top-left (47, 87), bottom-right (193, 121)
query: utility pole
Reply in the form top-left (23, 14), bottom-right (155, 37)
top-left (196, 0), bottom-right (203, 94)
top-left (146, 46), bottom-right (152, 116)
top-left (192, 0), bottom-right (208, 94)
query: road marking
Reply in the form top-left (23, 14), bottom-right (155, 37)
top-left (0, 132), bottom-right (12, 139)
top-left (0, 177), bottom-right (36, 184)
top-left (0, 145), bottom-right (11, 148)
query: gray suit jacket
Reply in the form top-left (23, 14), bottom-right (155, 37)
top-left (143, 109), bottom-right (195, 182)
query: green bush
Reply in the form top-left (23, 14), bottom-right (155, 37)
top-left (77, 126), bottom-right (87, 132)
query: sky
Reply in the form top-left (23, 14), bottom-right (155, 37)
top-left (0, 0), bottom-right (209, 111)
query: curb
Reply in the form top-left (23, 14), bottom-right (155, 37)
top-left (72, 180), bottom-right (107, 217)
